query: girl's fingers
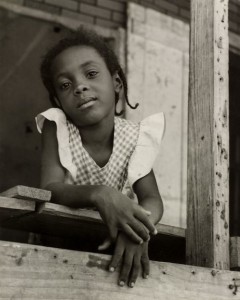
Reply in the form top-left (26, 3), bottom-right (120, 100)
top-left (134, 207), bottom-right (157, 235)
top-left (141, 252), bottom-right (150, 279)
top-left (129, 255), bottom-right (141, 288)
top-left (128, 219), bottom-right (150, 242)
top-left (108, 225), bottom-right (118, 241)
top-left (98, 237), bottom-right (112, 251)
top-left (139, 207), bottom-right (151, 216)
top-left (109, 241), bottom-right (124, 272)
top-left (121, 223), bottom-right (143, 244)
top-left (119, 254), bottom-right (133, 287)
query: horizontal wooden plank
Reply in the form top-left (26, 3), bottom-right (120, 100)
top-left (156, 223), bottom-right (185, 238)
top-left (38, 202), bottom-right (102, 223)
top-left (39, 202), bottom-right (186, 237)
top-left (0, 196), bottom-right (35, 211)
top-left (0, 196), bottom-right (185, 262)
top-left (0, 186), bottom-right (51, 203)
top-left (0, 241), bottom-right (239, 300)
top-left (0, 196), bottom-right (185, 237)
top-left (0, 196), bottom-right (35, 224)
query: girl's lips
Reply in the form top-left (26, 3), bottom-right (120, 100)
top-left (77, 97), bottom-right (97, 110)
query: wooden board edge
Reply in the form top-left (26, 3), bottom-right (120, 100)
top-left (0, 186), bottom-right (51, 202)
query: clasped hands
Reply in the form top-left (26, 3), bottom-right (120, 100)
top-left (95, 187), bottom-right (157, 287)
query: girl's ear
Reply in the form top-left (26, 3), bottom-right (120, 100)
top-left (113, 73), bottom-right (123, 93)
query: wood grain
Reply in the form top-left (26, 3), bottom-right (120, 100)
top-left (187, 0), bottom-right (229, 269)
top-left (0, 186), bottom-right (51, 202)
top-left (0, 196), bottom-right (35, 224)
top-left (0, 241), bottom-right (239, 300)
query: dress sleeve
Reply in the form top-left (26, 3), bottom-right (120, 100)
top-left (35, 108), bottom-right (77, 181)
top-left (127, 112), bottom-right (165, 187)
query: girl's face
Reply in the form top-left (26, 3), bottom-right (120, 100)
top-left (51, 46), bottom-right (121, 127)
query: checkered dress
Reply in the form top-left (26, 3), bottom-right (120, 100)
top-left (66, 117), bottom-right (140, 191)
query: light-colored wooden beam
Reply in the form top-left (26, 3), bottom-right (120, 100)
top-left (0, 186), bottom-right (51, 202)
top-left (0, 241), bottom-right (239, 299)
top-left (187, 0), bottom-right (229, 269)
top-left (0, 196), bottom-right (35, 222)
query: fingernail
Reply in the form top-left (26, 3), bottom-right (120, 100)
top-left (130, 282), bottom-right (135, 288)
top-left (144, 274), bottom-right (149, 279)
top-left (139, 240), bottom-right (143, 245)
top-left (119, 281), bottom-right (125, 286)
top-left (153, 228), bottom-right (158, 235)
top-left (109, 267), bottom-right (115, 272)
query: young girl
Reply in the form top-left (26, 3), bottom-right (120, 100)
top-left (36, 27), bottom-right (164, 288)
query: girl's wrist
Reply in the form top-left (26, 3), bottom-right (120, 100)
top-left (91, 185), bottom-right (110, 208)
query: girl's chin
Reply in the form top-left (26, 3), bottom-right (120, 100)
top-left (73, 114), bottom-right (106, 128)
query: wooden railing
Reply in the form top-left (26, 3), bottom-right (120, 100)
top-left (0, 185), bottom-right (239, 299)
top-left (0, 185), bottom-right (185, 263)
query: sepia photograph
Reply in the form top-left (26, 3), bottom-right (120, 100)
top-left (0, 0), bottom-right (239, 299)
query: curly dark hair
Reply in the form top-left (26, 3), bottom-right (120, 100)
top-left (40, 26), bottom-right (138, 115)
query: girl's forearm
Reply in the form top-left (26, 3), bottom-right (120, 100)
top-left (44, 182), bottom-right (107, 208)
top-left (139, 197), bottom-right (164, 225)
top-left (133, 170), bottom-right (164, 226)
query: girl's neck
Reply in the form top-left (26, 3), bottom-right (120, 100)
top-left (78, 116), bottom-right (114, 147)
top-left (77, 115), bottom-right (115, 168)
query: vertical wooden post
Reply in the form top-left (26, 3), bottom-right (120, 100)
top-left (187, 0), bottom-right (229, 269)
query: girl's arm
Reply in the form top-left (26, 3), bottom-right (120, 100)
top-left (41, 120), bottom-right (157, 243)
top-left (109, 170), bottom-right (163, 287)
top-left (134, 169), bottom-right (164, 225)
top-left (41, 119), bottom-right (106, 208)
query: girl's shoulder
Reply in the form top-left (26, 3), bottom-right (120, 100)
top-left (35, 107), bottom-right (77, 181)
top-left (115, 112), bottom-right (165, 143)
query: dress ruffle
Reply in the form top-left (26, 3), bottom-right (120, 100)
top-left (127, 113), bottom-right (165, 186)
top-left (36, 108), bottom-right (77, 182)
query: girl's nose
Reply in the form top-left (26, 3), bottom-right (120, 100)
top-left (74, 83), bottom-right (89, 95)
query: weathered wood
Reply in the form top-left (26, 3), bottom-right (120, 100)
top-left (0, 185), bottom-right (51, 202)
top-left (0, 196), bottom-right (35, 223)
top-left (187, 0), bottom-right (229, 269)
top-left (0, 241), bottom-right (239, 300)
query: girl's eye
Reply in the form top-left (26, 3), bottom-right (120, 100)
top-left (60, 82), bottom-right (71, 90)
top-left (87, 71), bottom-right (98, 78)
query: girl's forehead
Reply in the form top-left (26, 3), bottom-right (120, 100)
top-left (51, 46), bottom-right (107, 76)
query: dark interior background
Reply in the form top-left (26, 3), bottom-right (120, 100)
top-left (0, 8), bottom-right (71, 191)
top-left (229, 51), bottom-right (240, 236)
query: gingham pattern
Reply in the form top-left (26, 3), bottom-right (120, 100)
top-left (66, 117), bottom-right (140, 191)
